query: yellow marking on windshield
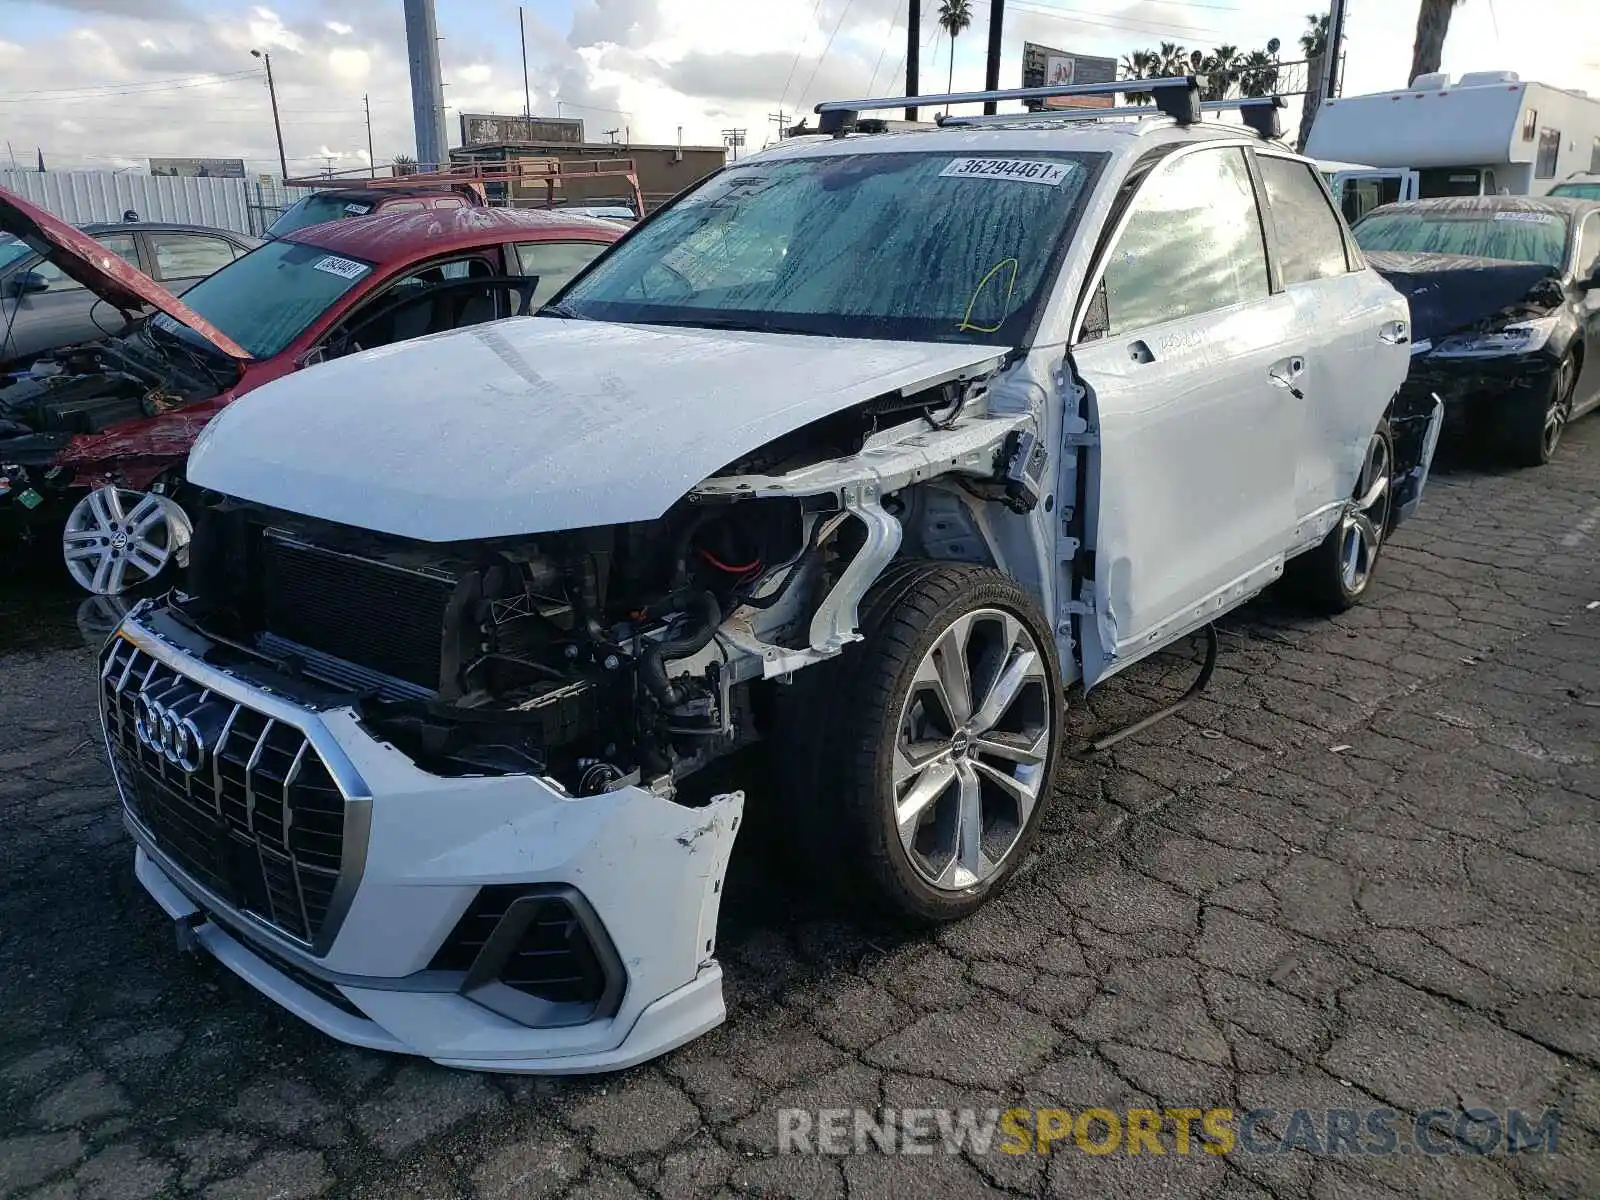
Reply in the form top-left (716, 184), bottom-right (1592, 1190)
top-left (958, 258), bottom-right (1019, 334)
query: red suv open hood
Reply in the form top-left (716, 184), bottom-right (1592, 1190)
top-left (1, 185), bottom-right (251, 360)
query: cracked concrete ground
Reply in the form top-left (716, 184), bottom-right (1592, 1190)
top-left (1, 420), bottom-right (1597, 1199)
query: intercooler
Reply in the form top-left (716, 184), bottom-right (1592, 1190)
top-left (259, 531), bottom-right (457, 691)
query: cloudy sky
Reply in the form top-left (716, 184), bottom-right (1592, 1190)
top-left (1, 0), bottom-right (1595, 177)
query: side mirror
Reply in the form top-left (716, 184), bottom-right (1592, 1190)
top-left (1580, 265), bottom-right (1600, 293)
top-left (3, 270), bottom-right (49, 298)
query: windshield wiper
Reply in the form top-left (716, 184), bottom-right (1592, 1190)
top-left (633, 314), bottom-right (815, 336)
top-left (538, 301), bottom-right (589, 320)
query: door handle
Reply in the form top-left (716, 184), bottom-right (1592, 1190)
top-left (1268, 357), bottom-right (1306, 399)
top-left (1379, 320), bottom-right (1410, 345)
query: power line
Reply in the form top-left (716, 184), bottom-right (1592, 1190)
top-left (0, 70), bottom-right (257, 99)
top-left (0, 73), bottom-right (257, 104)
top-left (778, 0), bottom-right (830, 112)
top-left (1006, 0), bottom-right (1285, 44)
top-left (794, 0), bottom-right (861, 114)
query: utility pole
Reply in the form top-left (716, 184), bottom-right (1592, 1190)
top-left (363, 93), bottom-right (375, 178)
top-left (403, 0), bottom-right (448, 169)
top-left (604, 128), bottom-right (620, 143)
top-left (250, 49), bottom-right (288, 181)
top-left (721, 128), bottom-right (746, 160)
top-left (767, 110), bottom-right (789, 141)
top-left (519, 6), bottom-right (532, 119)
top-left (982, 0), bottom-right (1005, 115)
top-left (1325, 0), bottom-right (1348, 100)
top-left (905, 0), bottom-right (921, 122)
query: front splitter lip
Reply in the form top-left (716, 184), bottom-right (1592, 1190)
top-left (133, 844), bottom-right (731, 1074)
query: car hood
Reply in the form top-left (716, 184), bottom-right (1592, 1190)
top-left (0, 186), bottom-right (251, 361)
top-left (187, 319), bottom-right (1006, 542)
top-left (1364, 251), bottom-right (1564, 345)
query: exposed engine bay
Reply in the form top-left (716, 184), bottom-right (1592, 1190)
top-left (0, 332), bottom-right (226, 441)
top-left (168, 377), bottom-right (1033, 801)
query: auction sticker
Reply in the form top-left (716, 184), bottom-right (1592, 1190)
top-left (312, 255), bottom-right (371, 280)
top-left (1493, 211), bottom-right (1557, 223)
top-left (939, 158), bottom-right (1070, 185)
top-left (343, 202), bottom-right (372, 215)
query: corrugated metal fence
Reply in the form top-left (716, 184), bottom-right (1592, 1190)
top-left (0, 171), bottom-right (321, 237)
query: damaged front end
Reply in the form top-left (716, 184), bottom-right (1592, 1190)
top-left (107, 345), bottom-right (1028, 1070)
top-left (1367, 250), bottom-right (1576, 444)
top-left (1, 334), bottom-right (232, 530)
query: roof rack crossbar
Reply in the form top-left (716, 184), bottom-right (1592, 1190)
top-left (816, 76), bottom-right (1204, 133)
top-left (937, 105), bottom-right (1167, 127)
top-left (931, 93), bottom-right (1287, 137)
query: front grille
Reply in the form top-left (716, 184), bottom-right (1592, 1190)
top-left (102, 636), bottom-right (348, 946)
top-left (429, 886), bottom-right (617, 1011)
top-left (260, 532), bottom-right (455, 690)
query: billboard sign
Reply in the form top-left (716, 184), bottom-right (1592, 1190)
top-left (459, 113), bottom-right (586, 147)
top-left (149, 157), bottom-right (247, 178)
top-left (1022, 43), bottom-right (1119, 109)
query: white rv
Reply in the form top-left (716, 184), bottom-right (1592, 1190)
top-left (1306, 71), bottom-right (1600, 222)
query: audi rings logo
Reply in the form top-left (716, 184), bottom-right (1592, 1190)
top-left (134, 691), bottom-right (209, 772)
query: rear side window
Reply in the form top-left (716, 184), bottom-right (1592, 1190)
top-left (1258, 155), bottom-right (1350, 284)
top-left (1577, 213), bottom-right (1600, 280)
top-left (1100, 147), bottom-right (1268, 334)
top-left (514, 240), bottom-right (609, 306)
top-left (149, 233), bottom-right (237, 280)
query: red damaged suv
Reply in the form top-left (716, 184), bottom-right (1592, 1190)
top-left (0, 189), bottom-right (621, 594)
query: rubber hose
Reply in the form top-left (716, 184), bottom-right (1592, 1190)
top-left (640, 590), bottom-right (722, 708)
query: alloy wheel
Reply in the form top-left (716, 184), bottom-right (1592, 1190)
top-left (61, 485), bottom-right (192, 596)
top-left (1338, 431), bottom-right (1393, 595)
top-left (893, 608), bottom-right (1052, 892)
top-left (1544, 357), bottom-right (1577, 459)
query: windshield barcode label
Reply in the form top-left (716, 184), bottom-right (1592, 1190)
top-left (1493, 211), bottom-right (1557, 223)
top-left (313, 255), bottom-right (370, 279)
top-left (939, 158), bottom-right (1070, 185)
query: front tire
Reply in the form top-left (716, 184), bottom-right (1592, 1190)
top-left (1503, 352), bottom-right (1576, 468)
top-left (1285, 420), bottom-right (1394, 614)
top-left (782, 562), bottom-right (1063, 923)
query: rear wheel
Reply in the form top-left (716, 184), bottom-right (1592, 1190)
top-left (1285, 421), bottom-right (1394, 614)
top-left (1503, 353), bottom-right (1576, 468)
top-left (781, 562), bottom-right (1063, 923)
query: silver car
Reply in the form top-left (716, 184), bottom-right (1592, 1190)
top-left (1, 220), bottom-right (258, 366)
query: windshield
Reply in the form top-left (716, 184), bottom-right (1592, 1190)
top-left (160, 238), bottom-right (373, 358)
top-left (0, 234), bottom-right (35, 273)
top-left (1353, 209), bottom-right (1570, 269)
top-left (266, 193), bottom-right (378, 238)
top-left (550, 150), bottom-right (1104, 344)
top-left (1550, 182), bottom-right (1600, 201)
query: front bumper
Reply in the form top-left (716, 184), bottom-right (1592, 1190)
top-left (104, 608), bottom-right (744, 1074)
top-left (1402, 349), bottom-right (1561, 439)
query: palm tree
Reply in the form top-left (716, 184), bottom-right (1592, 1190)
top-left (1237, 50), bottom-right (1278, 99)
top-left (1200, 44), bottom-right (1242, 99)
top-left (1300, 12), bottom-right (1329, 59)
top-left (1298, 13), bottom-right (1331, 151)
top-left (392, 153), bottom-right (417, 177)
top-left (1119, 48), bottom-right (1159, 105)
top-left (937, 0), bottom-right (973, 115)
top-left (1410, 0), bottom-right (1467, 84)
top-left (1155, 41), bottom-right (1192, 78)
